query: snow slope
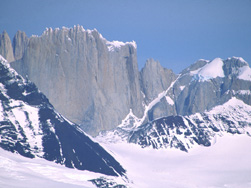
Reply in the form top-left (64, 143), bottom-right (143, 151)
top-left (190, 58), bottom-right (225, 81)
top-left (2, 133), bottom-right (250, 188)
top-left (238, 65), bottom-right (251, 81)
top-left (101, 134), bottom-right (251, 188)
top-left (0, 147), bottom-right (126, 188)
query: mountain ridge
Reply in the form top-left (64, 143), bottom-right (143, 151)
top-left (3, 26), bottom-right (144, 135)
top-left (97, 97), bottom-right (251, 152)
top-left (0, 26), bottom-right (251, 136)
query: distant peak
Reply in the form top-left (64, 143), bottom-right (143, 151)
top-left (227, 56), bottom-right (248, 65)
top-left (190, 57), bottom-right (224, 81)
top-left (144, 58), bottom-right (161, 67)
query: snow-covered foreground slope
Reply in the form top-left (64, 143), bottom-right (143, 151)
top-left (0, 147), bottom-right (126, 188)
top-left (100, 134), bottom-right (251, 188)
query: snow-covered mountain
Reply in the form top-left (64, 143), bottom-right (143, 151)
top-left (0, 55), bottom-right (126, 177)
top-left (143, 57), bottom-right (251, 123)
top-left (97, 97), bottom-right (251, 152)
top-left (97, 57), bottom-right (251, 152)
top-left (0, 147), bottom-right (127, 188)
top-left (129, 97), bottom-right (251, 151)
top-left (1, 26), bottom-right (251, 137)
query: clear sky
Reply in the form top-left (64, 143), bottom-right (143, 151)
top-left (1, 0), bottom-right (251, 73)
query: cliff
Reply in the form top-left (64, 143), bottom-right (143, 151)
top-left (8, 26), bottom-right (144, 135)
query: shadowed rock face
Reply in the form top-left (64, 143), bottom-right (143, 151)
top-left (8, 26), bottom-right (144, 135)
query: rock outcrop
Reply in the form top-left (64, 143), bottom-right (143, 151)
top-left (140, 58), bottom-right (177, 103)
top-left (12, 30), bottom-right (28, 61)
top-left (0, 31), bottom-right (15, 62)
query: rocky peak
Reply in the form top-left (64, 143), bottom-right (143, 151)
top-left (140, 58), bottom-right (177, 103)
top-left (180, 59), bottom-right (209, 75)
top-left (12, 30), bottom-right (28, 61)
top-left (223, 57), bottom-right (250, 78)
top-left (10, 26), bottom-right (143, 136)
top-left (0, 31), bottom-right (15, 62)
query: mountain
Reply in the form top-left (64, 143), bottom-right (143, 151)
top-left (4, 26), bottom-right (144, 136)
top-left (141, 57), bottom-right (251, 124)
top-left (129, 97), bottom-right (251, 151)
top-left (0, 31), bottom-right (15, 62)
top-left (1, 26), bottom-right (251, 137)
top-left (98, 97), bottom-right (251, 152)
top-left (0, 55), bottom-right (126, 177)
top-left (97, 58), bottom-right (251, 151)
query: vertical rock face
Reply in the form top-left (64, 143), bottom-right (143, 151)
top-left (140, 58), bottom-right (177, 103)
top-left (0, 31), bottom-right (15, 62)
top-left (10, 26), bottom-right (144, 135)
top-left (12, 30), bottom-right (29, 61)
top-left (140, 58), bottom-right (177, 120)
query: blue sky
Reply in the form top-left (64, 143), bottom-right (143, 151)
top-left (1, 0), bottom-right (251, 73)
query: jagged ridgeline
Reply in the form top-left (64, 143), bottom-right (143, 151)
top-left (0, 55), bottom-right (126, 177)
top-left (0, 26), bottom-right (145, 136)
top-left (1, 26), bottom-right (251, 136)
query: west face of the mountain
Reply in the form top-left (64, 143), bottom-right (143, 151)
top-left (0, 55), bottom-right (126, 177)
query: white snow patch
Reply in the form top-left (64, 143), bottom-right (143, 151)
top-left (106, 40), bottom-right (137, 52)
top-left (135, 75), bottom-right (181, 128)
top-left (191, 58), bottom-right (225, 81)
top-left (0, 55), bottom-right (7, 63)
top-left (210, 97), bottom-right (251, 113)
top-left (165, 96), bottom-right (174, 105)
top-left (198, 59), bottom-right (210, 62)
top-left (0, 148), bottom-right (125, 188)
top-left (179, 85), bottom-right (185, 91)
top-left (238, 65), bottom-right (251, 81)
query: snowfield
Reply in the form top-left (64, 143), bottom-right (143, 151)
top-left (2, 134), bottom-right (250, 188)
top-left (0, 147), bottom-right (126, 188)
top-left (190, 58), bottom-right (225, 81)
top-left (100, 134), bottom-right (251, 188)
